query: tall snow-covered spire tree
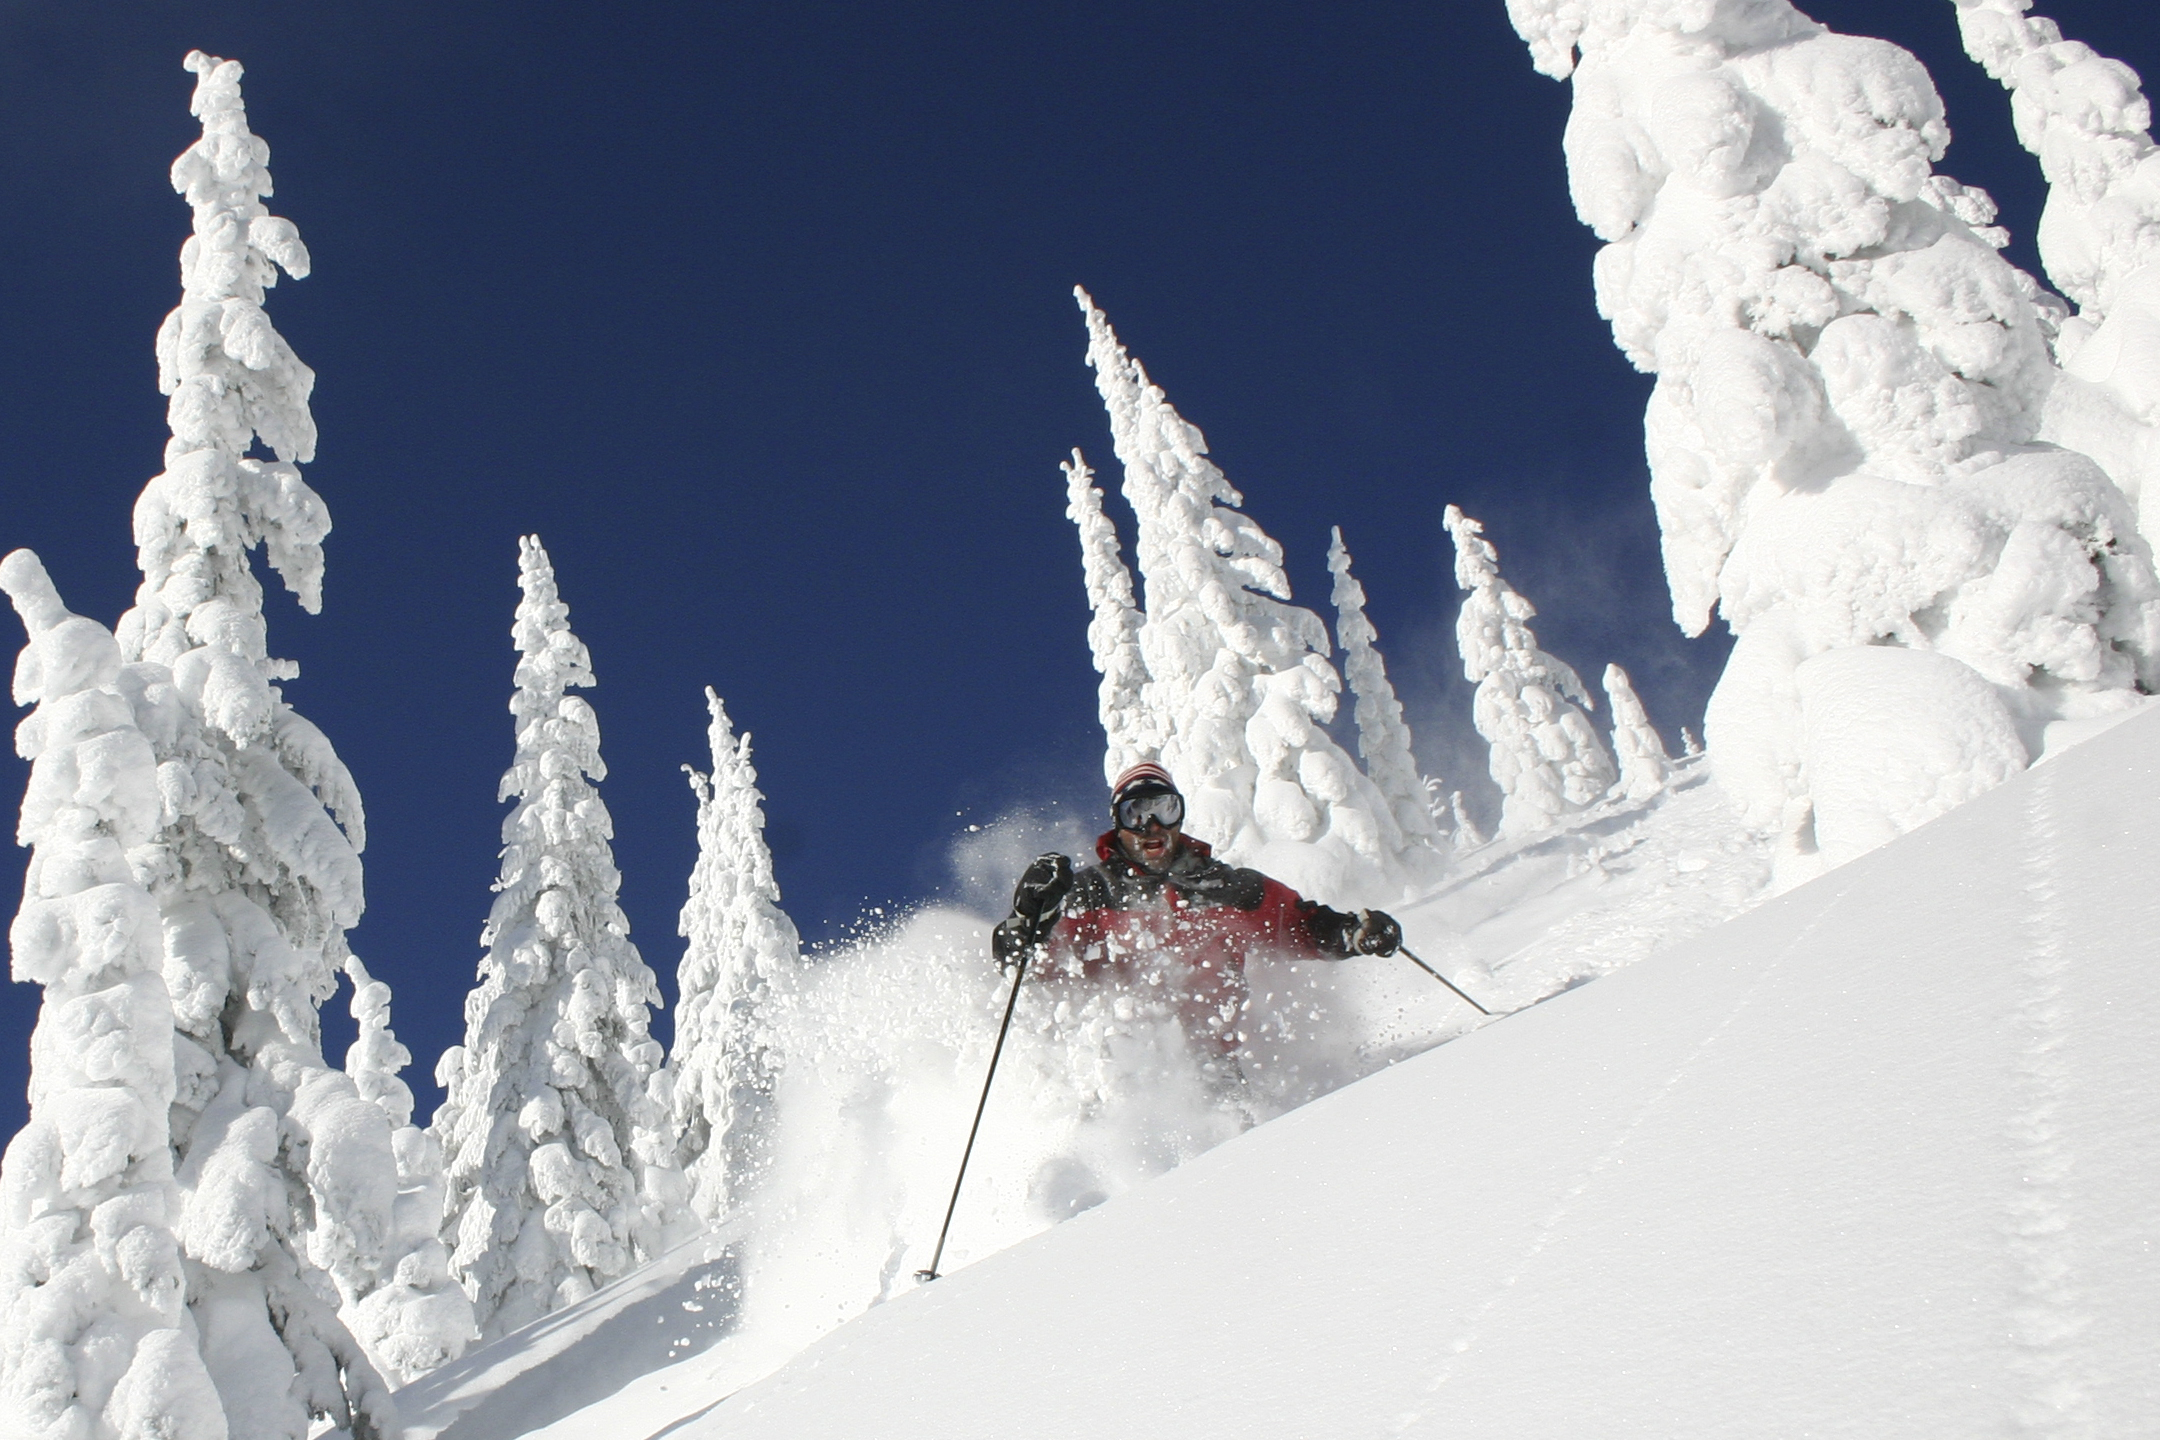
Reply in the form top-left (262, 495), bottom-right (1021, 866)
top-left (433, 537), bottom-right (686, 1341)
top-left (0, 551), bottom-right (229, 1440)
top-left (1063, 449), bottom-right (1156, 784)
top-left (41, 51), bottom-right (405, 1438)
top-left (1506, 0), bottom-right (2160, 868)
top-left (1327, 527), bottom-right (1443, 849)
top-left (669, 688), bottom-right (804, 1223)
top-left (1603, 664), bottom-right (1673, 803)
top-left (124, 50), bottom-right (329, 687)
top-left (1446, 505), bottom-right (1616, 837)
top-left (1953, 0), bottom-right (2160, 550)
top-left (1075, 289), bottom-right (1427, 901)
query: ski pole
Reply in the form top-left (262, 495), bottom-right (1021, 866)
top-left (1399, 945), bottom-right (1492, 1016)
top-left (917, 948), bottom-right (1031, 1282)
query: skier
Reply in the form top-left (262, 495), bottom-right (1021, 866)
top-left (992, 763), bottom-right (1404, 1064)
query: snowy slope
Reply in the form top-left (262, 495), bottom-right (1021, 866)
top-left (387, 765), bottom-right (1786, 1439)
top-left (1393, 757), bottom-right (1770, 1017)
top-left (535, 706), bottom-right (2160, 1439)
top-left (396, 1222), bottom-right (742, 1440)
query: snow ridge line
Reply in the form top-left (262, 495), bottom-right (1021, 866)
top-left (1391, 877), bottom-right (1860, 1434)
top-left (2008, 764), bottom-right (2093, 1438)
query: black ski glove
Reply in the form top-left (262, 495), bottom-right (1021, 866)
top-left (992, 854), bottom-right (1073, 972)
top-left (1010, 852), bottom-right (1073, 921)
top-left (1349, 908), bottom-right (1403, 956)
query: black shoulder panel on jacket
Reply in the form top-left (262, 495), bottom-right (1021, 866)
top-left (1215, 866), bottom-right (1269, 910)
top-left (1164, 854), bottom-right (1267, 911)
top-left (1066, 864), bottom-right (1115, 914)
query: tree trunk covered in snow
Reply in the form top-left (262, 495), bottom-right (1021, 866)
top-left (1506, 0), bottom-right (2160, 873)
top-left (1446, 506), bottom-right (1616, 836)
top-left (669, 687), bottom-right (803, 1225)
top-left (1073, 290), bottom-right (1436, 904)
top-left (432, 538), bottom-right (686, 1342)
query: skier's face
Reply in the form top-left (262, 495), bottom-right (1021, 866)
top-left (1117, 815), bottom-right (1182, 872)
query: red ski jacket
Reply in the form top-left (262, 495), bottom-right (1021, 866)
top-left (1033, 832), bottom-right (1359, 1056)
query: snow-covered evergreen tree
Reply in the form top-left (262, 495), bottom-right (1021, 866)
top-left (1954, 0), bottom-right (2160, 550)
top-left (1506, 0), bottom-right (2160, 869)
top-left (1603, 664), bottom-right (1672, 803)
top-left (1418, 775), bottom-right (1468, 848)
top-left (46, 50), bottom-right (402, 1438)
top-left (0, 551), bottom-right (229, 1440)
top-left (433, 536), bottom-right (686, 1341)
top-left (1063, 449), bottom-right (1157, 784)
top-left (1075, 290), bottom-right (1428, 902)
top-left (332, 957), bottom-right (473, 1385)
top-left (126, 50), bottom-right (329, 675)
top-left (1448, 789), bottom-right (1488, 850)
top-left (1446, 505), bottom-right (1616, 837)
top-left (1327, 527), bottom-right (1442, 850)
top-left (669, 688), bottom-right (804, 1224)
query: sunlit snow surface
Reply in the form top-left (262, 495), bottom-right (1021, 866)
top-left (407, 711), bottom-right (2158, 1438)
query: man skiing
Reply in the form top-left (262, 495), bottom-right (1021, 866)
top-left (992, 762), bottom-right (1404, 1062)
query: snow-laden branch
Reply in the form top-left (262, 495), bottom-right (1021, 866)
top-left (1952, 0), bottom-right (2160, 550)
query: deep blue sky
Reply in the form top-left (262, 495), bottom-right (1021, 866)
top-left (2, 0), bottom-right (2153, 1134)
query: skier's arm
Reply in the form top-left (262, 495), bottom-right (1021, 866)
top-left (1292, 895), bottom-right (1358, 958)
top-left (1263, 884), bottom-right (1402, 959)
top-left (1235, 877), bottom-right (1347, 958)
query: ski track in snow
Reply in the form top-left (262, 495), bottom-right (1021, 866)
top-left (2009, 763), bottom-right (2092, 1439)
top-left (1392, 872), bottom-right (1861, 1435)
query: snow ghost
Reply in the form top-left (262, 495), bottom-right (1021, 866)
top-left (1507, 0), bottom-right (2160, 874)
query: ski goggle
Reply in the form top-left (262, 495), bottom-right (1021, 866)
top-left (1114, 790), bottom-right (1185, 831)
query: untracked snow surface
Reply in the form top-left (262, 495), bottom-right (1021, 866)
top-left (484, 707), bottom-right (2160, 1439)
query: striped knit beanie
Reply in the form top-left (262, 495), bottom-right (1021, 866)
top-left (1110, 761), bottom-right (1179, 801)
